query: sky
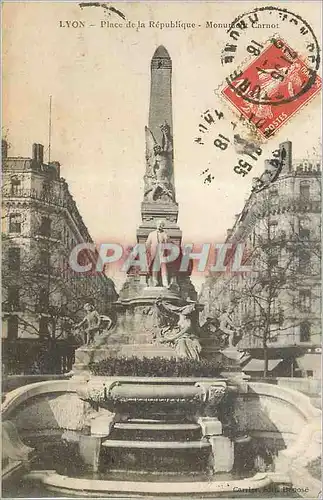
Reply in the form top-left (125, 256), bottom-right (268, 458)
top-left (3, 1), bottom-right (322, 287)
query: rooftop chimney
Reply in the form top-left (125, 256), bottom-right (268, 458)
top-left (32, 143), bottom-right (44, 164)
top-left (2, 139), bottom-right (8, 159)
top-left (226, 228), bottom-right (233, 241)
top-left (49, 161), bottom-right (61, 179)
top-left (279, 141), bottom-right (292, 173)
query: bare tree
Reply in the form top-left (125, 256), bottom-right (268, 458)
top-left (201, 187), bottom-right (321, 377)
top-left (232, 191), bottom-right (320, 376)
top-left (2, 193), bottom-right (117, 373)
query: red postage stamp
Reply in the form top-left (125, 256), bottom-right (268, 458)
top-left (221, 38), bottom-right (322, 139)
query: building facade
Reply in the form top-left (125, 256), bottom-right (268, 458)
top-left (200, 141), bottom-right (321, 377)
top-left (2, 140), bottom-right (118, 372)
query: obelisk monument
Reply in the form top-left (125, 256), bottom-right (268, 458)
top-left (119, 46), bottom-right (196, 302)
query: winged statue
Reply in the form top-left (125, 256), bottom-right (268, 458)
top-left (144, 123), bottom-right (175, 203)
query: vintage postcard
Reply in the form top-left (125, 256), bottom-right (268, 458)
top-left (2, 1), bottom-right (322, 499)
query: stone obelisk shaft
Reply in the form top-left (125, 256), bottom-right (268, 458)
top-left (149, 46), bottom-right (173, 148)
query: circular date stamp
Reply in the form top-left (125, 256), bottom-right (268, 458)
top-left (219, 6), bottom-right (321, 139)
top-left (221, 36), bottom-right (321, 139)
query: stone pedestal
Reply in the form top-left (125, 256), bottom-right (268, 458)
top-left (90, 411), bottom-right (117, 437)
top-left (198, 417), bottom-right (234, 473)
top-left (79, 435), bottom-right (102, 473)
top-left (73, 287), bottom-right (188, 372)
top-left (198, 417), bottom-right (223, 437)
top-left (209, 435), bottom-right (234, 473)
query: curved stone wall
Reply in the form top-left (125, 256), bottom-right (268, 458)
top-left (2, 377), bottom-right (321, 498)
top-left (2, 380), bottom-right (84, 435)
top-left (233, 381), bottom-right (321, 492)
top-left (233, 382), bottom-right (320, 443)
top-left (2, 378), bottom-right (321, 467)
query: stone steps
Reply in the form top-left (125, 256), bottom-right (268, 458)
top-left (114, 422), bottom-right (200, 431)
top-left (110, 418), bottom-right (202, 442)
top-left (102, 439), bottom-right (210, 449)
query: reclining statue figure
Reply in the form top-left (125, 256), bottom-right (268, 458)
top-left (155, 297), bottom-right (202, 361)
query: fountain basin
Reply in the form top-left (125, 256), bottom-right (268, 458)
top-left (76, 376), bottom-right (228, 417)
top-left (2, 377), bottom-right (321, 498)
top-left (25, 469), bottom-right (279, 497)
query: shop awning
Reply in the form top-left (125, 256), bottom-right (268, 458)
top-left (243, 358), bottom-right (283, 372)
top-left (296, 354), bottom-right (321, 372)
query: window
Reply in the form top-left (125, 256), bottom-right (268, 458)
top-left (39, 288), bottom-right (49, 308)
top-left (39, 316), bottom-right (49, 337)
top-left (9, 213), bottom-right (22, 233)
top-left (300, 321), bottom-right (311, 342)
top-left (299, 228), bottom-right (310, 240)
top-left (299, 250), bottom-right (310, 271)
top-left (269, 256), bottom-right (279, 268)
top-left (8, 247), bottom-right (21, 271)
top-left (268, 254), bottom-right (279, 268)
top-left (42, 181), bottom-right (52, 199)
top-left (269, 323), bottom-right (279, 342)
top-left (299, 289), bottom-right (311, 312)
top-left (299, 219), bottom-right (310, 240)
top-left (8, 286), bottom-right (19, 309)
top-left (62, 257), bottom-right (68, 279)
top-left (269, 221), bottom-right (278, 239)
top-left (268, 246), bottom-right (279, 268)
top-left (7, 316), bottom-right (18, 340)
top-left (270, 298), bottom-right (283, 325)
top-left (10, 176), bottom-right (21, 195)
top-left (39, 250), bottom-right (50, 272)
top-left (300, 182), bottom-right (310, 200)
top-left (272, 297), bottom-right (279, 315)
top-left (39, 217), bottom-right (51, 237)
top-left (270, 189), bottom-right (279, 205)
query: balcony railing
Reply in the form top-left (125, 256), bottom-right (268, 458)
top-left (248, 194), bottom-right (321, 217)
top-left (31, 264), bottom-right (64, 278)
top-left (3, 187), bottom-right (67, 208)
top-left (266, 195), bottom-right (321, 214)
top-left (3, 158), bottom-right (33, 172)
top-left (34, 231), bottom-right (62, 242)
top-left (3, 187), bottom-right (92, 243)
